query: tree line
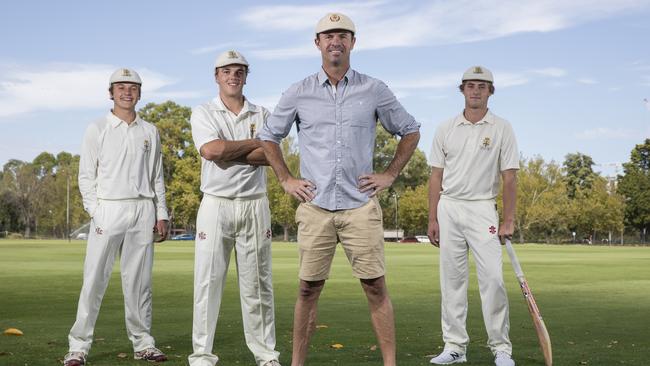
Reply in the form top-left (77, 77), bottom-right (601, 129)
top-left (1, 101), bottom-right (649, 244)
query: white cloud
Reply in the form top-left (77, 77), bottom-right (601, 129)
top-left (241, 0), bottom-right (650, 59)
top-left (577, 78), bottom-right (598, 84)
top-left (190, 41), bottom-right (264, 55)
top-left (0, 64), bottom-right (200, 119)
top-left (531, 67), bottom-right (567, 77)
top-left (575, 127), bottom-right (635, 140)
top-left (389, 70), bottom-right (529, 92)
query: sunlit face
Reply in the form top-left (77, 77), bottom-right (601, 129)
top-left (315, 30), bottom-right (355, 67)
top-left (215, 64), bottom-right (247, 98)
top-left (462, 80), bottom-right (492, 110)
top-left (110, 82), bottom-right (141, 110)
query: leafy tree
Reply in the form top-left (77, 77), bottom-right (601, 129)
top-left (617, 138), bottom-right (650, 241)
top-left (563, 152), bottom-right (596, 199)
top-left (1, 159), bottom-right (45, 237)
top-left (510, 157), bottom-right (569, 243)
top-left (398, 184), bottom-right (428, 235)
top-left (374, 125), bottom-right (430, 229)
top-left (138, 101), bottom-right (198, 229)
top-left (567, 176), bottom-right (625, 243)
top-left (267, 137), bottom-right (300, 240)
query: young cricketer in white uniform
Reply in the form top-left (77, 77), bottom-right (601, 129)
top-left (427, 66), bottom-right (519, 366)
top-left (64, 68), bottom-right (169, 366)
top-left (188, 51), bottom-right (280, 366)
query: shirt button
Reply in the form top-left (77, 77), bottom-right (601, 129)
top-left (336, 140), bottom-right (340, 144)
top-left (337, 159), bottom-right (341, 162)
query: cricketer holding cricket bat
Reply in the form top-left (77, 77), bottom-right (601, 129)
top-left (427, 66), bottom-right (519, 366)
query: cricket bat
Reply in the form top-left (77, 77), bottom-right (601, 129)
top-left (505, 239), bottom-right (552, 366)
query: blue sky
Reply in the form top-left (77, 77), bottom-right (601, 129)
top-left (2, 0), bottom-right (650, 177)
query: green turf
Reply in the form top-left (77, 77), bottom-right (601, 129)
top-left (1, 240), bottom-right (649, 365)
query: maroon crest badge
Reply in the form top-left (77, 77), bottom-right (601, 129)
top-left (95, 227), bottom-right (103, 235)
top-left (198, 231), bottom-right (207, 240)
top-left (489, 226), bottom-right (497, 234)
top-left (265, 229), bottom-right (272, 239)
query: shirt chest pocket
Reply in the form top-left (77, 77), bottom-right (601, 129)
top-left (344, 100), bottom-right (376, 127)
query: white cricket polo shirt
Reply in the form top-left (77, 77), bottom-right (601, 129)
top-left (190, 97), bottom-right (268, 198)
top-left (78, 112), bottom-right (169, 220)
top-left (429, 110), bottom-right (519, 200)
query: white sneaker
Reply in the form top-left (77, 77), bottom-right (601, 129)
top-left (430, 350), bottom-right (467, 364)
top-left (263, 361), bottom-right (281, 366)
top-left (494, 351), bottom-right (515, 366)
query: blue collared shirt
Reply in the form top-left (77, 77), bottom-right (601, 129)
top-left (259, 68), bottom-right (420, 210)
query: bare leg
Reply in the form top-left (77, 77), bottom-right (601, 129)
top-left (291, 279), bottom-right (325, 366)
top-left (361, 276), bottom-right (396, 366)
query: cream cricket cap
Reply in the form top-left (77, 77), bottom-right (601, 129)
top-left (315, 12), bottom-right (356, 35)
top-left (109, 68), bottom-right (142, 86)
top-left (214, 50), bottom-right (249, 69)
top-left (462, 66), bottom-right (494, 83)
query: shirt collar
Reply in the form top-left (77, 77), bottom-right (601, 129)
top-left (208, 96), bottom-right (259, 116)
top-left (456, 109), bottom-right (495, 126)
top-left (107, 111), bottom-right (140, 128)
top-left (317, 67), bottom-right (355, 86)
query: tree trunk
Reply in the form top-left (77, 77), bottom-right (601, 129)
top-left (283, 225), bottom-right (289, 242)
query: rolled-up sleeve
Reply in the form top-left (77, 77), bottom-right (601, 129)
top-left (78, 124), bottom-right (100, 217)
top-left (258, 84), bottom-right (299, 144)
top-left (375, 82), bottom-right (420, 137)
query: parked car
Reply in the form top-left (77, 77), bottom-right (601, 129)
top-left (75, 232), bottom-right (88, 240)
top-left (399, 236), bottom-right (419, 243)
top-left (171, 233), bottom-right (195, 241)
top-left (415, 235), bottom-right (431, 243)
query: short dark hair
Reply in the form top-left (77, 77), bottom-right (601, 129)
top-left (459, 81), bottom-right (495, 94)
top-left (108, 82), bottom-right (141, 97)
top-left (316, 29), bottom-right (355, 39)
top-left (214, 65), bottom-right (250, 75)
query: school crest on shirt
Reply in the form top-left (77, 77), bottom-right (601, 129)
top-left (481, 137), bottom-right (491, 150)
top-left (250, 123), bottom-right (257, 138)
top-left (143, 139), bottom-right (150, 153)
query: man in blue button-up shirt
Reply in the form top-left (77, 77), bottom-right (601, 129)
top-left (259, 12), bottom-right (420, 366)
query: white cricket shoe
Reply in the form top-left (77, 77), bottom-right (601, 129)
top-left (263, 361), bottom-right (281, 366)
top-left (494, 351), bottom-right (515, 366)
top-left (430, 350), bottom-right (467, 364)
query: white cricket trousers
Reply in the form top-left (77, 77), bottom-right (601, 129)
top-left (189, 193), bottom-right (279, 366)
top-left (437, 196), bottom-right (512, 355)
top-left (68, 199), bottom-right (157, 354)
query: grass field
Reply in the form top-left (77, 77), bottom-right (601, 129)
top-left (1, 240), bottom-right (649, 366)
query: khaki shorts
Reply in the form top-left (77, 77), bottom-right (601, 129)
top-left (295, 197), bottom-right (385, 281)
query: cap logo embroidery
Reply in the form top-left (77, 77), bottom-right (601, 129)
top-left (330, 14), bottom-right (340, 22)
top-left (227, 50), bottom-right (238, 59)
top-left (122, 69), bottom-right (132, 77)
top-left (473, 67), bottom-right (483, 74)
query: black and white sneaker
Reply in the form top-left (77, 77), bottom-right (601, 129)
top-left (430, 350), bottom-right (467, 364)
